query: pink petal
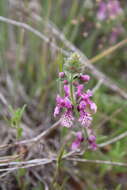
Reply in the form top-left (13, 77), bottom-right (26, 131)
top-left (71, 140), bottom-right (80, 150)
top-left (54, 106), bottom-right (60, 117)
top-left (90, 102), bottom-right (97, 113)
top-left (64, 85), bottom-right (70, 97)
top-left (59, 72), bottom-right (65, 78)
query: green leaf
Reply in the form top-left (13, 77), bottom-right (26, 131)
top-left (17, 127), bottom-right (23, 139)
top-left (18, 168), bottom-right (26, 177)
top-left (57, 144), bottom-right (65, 170)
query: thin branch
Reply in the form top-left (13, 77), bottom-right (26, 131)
top-left (0, 171), bottom-right (12, 179)
top-left (0, 154), bottom-right (21, 163)
top-left (0, 159), bottom-right (53, 172)
top-left (66, 158), bottom-right (127, 167)
top-left (0, 156), bottom-right (127, 175)
top-left (0, 158), bottom-right (54, 168)
top-left (98, 131), bottom-right (127, 148)
top-left (92, 80), bottom-right (103, 93)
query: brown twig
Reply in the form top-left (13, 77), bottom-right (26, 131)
top-left (0, 154), bottom-right (127, 175)
top-left (98, 130), bottom-right (127, 148)
top-left (66, 158), bottom-right (127, 167)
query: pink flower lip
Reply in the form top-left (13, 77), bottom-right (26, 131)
top-left (71, 131), bottom-right (84, 150)
top-left (76, 84), bottom-right (84, 97)
top-left (88, 135), bottom-right (96, 142)
top-left (71, 140), bottom-right (80, 150)
top-left (64, 97), bottom-right (72, 109)
top-left (97, 2), bottom-right (107, 20)
top-left (90, 143), bottom-right (97, 151)
top-left (61, 110), bottom-right (74, 128)
top-left (79, 111), bottom-right (92, 128)
top-left (81, 90), bottom-right (93, 101)
top-left (89, 102), bottom-right (97, 113)
top-left (56, 95), bottom-right (72, 109)
top-left (79, 101), bottom-right (86, 111)
top-left (54, 106), bottom-right (60, 117)
top-left (76, 131), bottom-right (84, 141)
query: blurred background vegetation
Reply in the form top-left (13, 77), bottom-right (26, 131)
top-left (0, 0), bottom-right (127, 189)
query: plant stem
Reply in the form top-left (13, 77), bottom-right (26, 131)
top-left (70, 74), bottom-right (75, 105)
top-left (52, 144), bottom-right (65, 189)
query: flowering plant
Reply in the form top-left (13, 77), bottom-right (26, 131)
top-left (54, 53), bottom-right (97, 150)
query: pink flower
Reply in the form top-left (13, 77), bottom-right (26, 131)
top-left (86, 127), bottom-right (97, 150)
top-left (64, 85), bottom-right (70, 97)
top-left (89, 102), bottom-right (97, 113)
top-left (89, 142), bottom-right (97, 150)
top-left (54, 95), bottom-right (73, 117)
top-left (97, 2), bottom-right (107, 20)
top-left (76, 84), bottom-right (84, 97)
top-left (71, 140), bottom-right (80, 150)
top-left (80, 90), bottom-right (97, 114)
top-left (63, 80), bottom-right (68, 85)
top-left (88, 135), bottom-right (97, 150)
top-left (79, 111), bottom-right (92, 128)
top-left (54, 68), bottom-right (97, 151)
top-left (61, 110), bottom-right (74, 128)
top-left (76, 131), bottom-right (84, 140)
top-left (56, 95), bottom-right (64, 106)
top-left (64, 97), bottom-right (73, 109)
top-left (54, 106), bottom-right (61, 117)
top-left (71, 132), bottom-right (84, 150)
top-left (59, 72), bottom-right (65, 78)
top-left (88, 135), bottom-right (96, 142)
top-left (81, 90), bottom-right (93, 101)
top-left (80, 75), bottom-right (90, 82)
top-left (78, 100), bottom-right (86, 111)
top-left (56, 95), bottom-right (72, 109)
top-left (72, 81), bottom-right (79, 86)
top-left (97, 0), bottom-right (123, 21)
top-left (107, 0), bottom-right (123, 19)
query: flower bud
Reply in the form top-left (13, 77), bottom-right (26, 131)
top-left (80, 75), bottom-right (90, 82)
top-left (59, 72), bottom-right (65, 78)
top-left (63, 80), bottom-right (68, 84)
top-left (64, 53), bottom-right (82, 74)
top-left (72, 81), bottom-right (79, 86)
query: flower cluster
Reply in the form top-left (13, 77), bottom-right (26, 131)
top-left (97, 0), bottom-right (123, 21)
top-left (54, 53), bottom-right (97, 150)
